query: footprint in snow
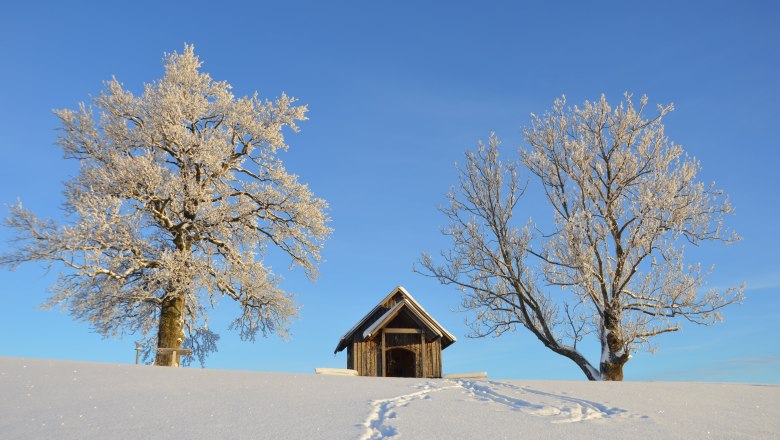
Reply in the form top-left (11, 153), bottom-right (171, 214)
top-left (359, 379), bottom-right (636, 439)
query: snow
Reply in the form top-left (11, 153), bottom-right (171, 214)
top-left (2, 357), bottom-right (778, 439)
top-left (362, 300), bottom-right (408, 340)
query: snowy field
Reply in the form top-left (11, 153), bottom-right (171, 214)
top-left (1, 357), bottom-right (778, 439)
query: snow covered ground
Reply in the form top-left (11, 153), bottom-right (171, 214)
top-left (1, 357), bottom-right (778, 439)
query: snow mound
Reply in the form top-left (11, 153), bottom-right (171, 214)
top-left (1, 357), bottom-right (778, 439)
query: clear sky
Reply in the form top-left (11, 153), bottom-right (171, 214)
top-left (1, 1), bottom-right (778, 383)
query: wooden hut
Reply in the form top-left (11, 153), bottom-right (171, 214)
top-left (334, 286), bottom-right (456, 378)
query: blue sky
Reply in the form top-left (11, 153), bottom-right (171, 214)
top-left (1, 1), bottom-right (778, 382)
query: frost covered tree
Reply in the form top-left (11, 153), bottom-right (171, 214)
top-left (1, 45), bottom-right (331, 366)
top-left (419, 94), bottom-right (742, 380)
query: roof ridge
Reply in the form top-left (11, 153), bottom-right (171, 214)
top-left (334, 285), bottom-right (456, 354)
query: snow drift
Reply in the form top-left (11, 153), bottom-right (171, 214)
top-left (1, 357), bottom-right (777, 439)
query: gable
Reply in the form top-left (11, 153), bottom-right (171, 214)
top-left (334, 286), bottom-right (456, 353)
top-left (362, 299), bottom-right (443, 340)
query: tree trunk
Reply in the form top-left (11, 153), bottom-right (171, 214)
top-left (156, 231), bottom-right (190, 366)
top-left (155, 295), bottom-right (185, 366)
top-left (599, 310), bottom-right (629, 381)
top-left (600, 359), bottom-right (626, 381)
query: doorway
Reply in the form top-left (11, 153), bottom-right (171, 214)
top-left (385, 348), bottom-right (416, 377)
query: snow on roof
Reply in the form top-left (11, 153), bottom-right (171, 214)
top-left (395, 286), bottom-right (455, 343)
top-left (361, 300), bottom-right (406, 340)
top-left (361, 299), bottom-right (444, 340)
top-left (334, 286), bottom-right (456, 353)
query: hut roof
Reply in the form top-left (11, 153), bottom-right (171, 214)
top-left (334, 286), bottom-right (456, 353)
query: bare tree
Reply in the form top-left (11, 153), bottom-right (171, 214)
top-left (1, 45), bottom-right (331, 366)
top-left (419, 94), bottom-right (742, 380)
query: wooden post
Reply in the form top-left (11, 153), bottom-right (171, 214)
top-left (420, 332), bottom-right (426, 378)
top-left (381, 329), bottom-right (386, 377)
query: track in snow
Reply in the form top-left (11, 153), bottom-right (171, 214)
top-left (458, 380), bottom-right (628, 423)
top-left (359, 379), bottom-right (631, 438)
top-left (359, 381), bottom-right (459, 440)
